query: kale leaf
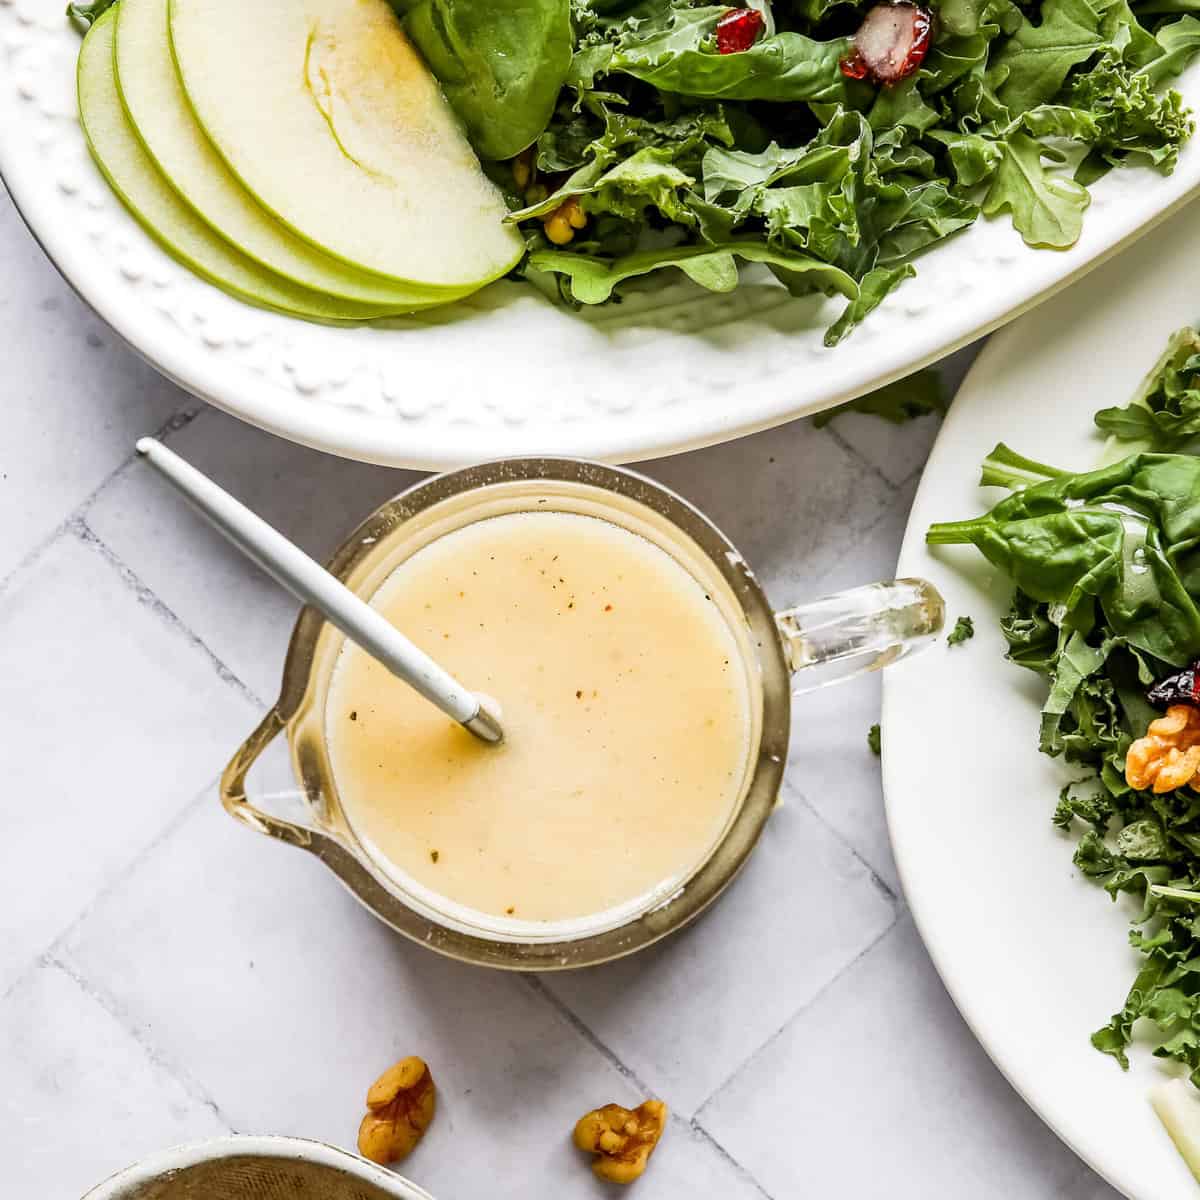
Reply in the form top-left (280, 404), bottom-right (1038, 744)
top-left (948, 615), bottom-right (976, 645)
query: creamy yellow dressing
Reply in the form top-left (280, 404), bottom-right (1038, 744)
top-left (325, 510), bottom-right (754, 925)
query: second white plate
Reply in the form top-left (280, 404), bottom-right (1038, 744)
top-left (885, 204), bottom-right (1200, 1199)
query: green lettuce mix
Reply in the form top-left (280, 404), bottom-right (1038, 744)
top-left (929, 332), bottom-right (1200, 1087)
top-left (394, 0), bottom-right (1200, 340)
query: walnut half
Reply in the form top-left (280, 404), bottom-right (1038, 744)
top-left (357, 1057), bottom-right (436, 1166)
top-left (1127, 705), bottom-right (1200, 793)
top-left (573, 1099), bottom-right (668, 1184)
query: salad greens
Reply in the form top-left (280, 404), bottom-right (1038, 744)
top-left (928, 333), bottom-right (1200, 1087)
top-left (813, 366), bottom-right (947, 426)
top-left (868, 722), bottom-right (882, 754)
top-left (391, 0), bottom-right (574, 161)
top-left (409, 0), bottom-right (1200, 338)
top-left (67, 0), bottom-right (115, 31)
top-left (1095, 326), bottom-right (1200, 451)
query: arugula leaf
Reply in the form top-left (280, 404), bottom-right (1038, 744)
top-left (394, 0), bottom-right (573, 160)
top-left (981, 132), bottom-right (1091, 248)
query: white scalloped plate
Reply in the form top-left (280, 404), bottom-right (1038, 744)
top-left (6, 1), bottom-right (1200, 468)
top-left (885, 205), bottom-right (1200, 1200)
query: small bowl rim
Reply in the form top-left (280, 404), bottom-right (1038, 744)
top-left (80, 1134), bottom-right (436, 1200)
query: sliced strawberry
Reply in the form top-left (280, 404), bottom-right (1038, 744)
top-left (840, 3), bottom-right (934, 85)
top-left (716, 7), bottom-right (766, 54)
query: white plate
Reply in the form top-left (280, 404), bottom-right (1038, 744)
top-left (885, 204), bottom-right (1200, 1200)
top-left (6, 4), bottom-right (1200, 468)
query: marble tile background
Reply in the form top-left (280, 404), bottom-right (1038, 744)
top-left (0, 188), bottom-right (1121, 1200)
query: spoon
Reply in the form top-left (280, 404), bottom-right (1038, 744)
top-left (135, 437), bottom-right (504, 745)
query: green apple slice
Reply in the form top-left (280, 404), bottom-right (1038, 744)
top-left (169, 0), bottom-right (524, 291)
top-left (114, 0), bottom-right (448, 309)
top-left (1152, 1078), bottom-right (1200, 1183)
top-left (78, 10), bottom-right (397, 322)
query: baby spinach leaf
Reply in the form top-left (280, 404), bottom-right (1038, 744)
top-left (988, 0), bottom-right (1109, 111)
top-left (394, 0), bottom-right (573, 160)
top-left (928, 447), bottom-right (1200, 665)
top-left (614, 28), bottom-right (858, 102)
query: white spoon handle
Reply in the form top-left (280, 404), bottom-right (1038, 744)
top-left (135, 438), bottom-right (502, 744)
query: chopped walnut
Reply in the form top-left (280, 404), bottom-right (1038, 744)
top-left (573, 1099), bottom-right (667, 1184)
top-left (357, 1057), bottom-right (436, 1166)
top-left (1127, 705), bottom-right (1200, 793)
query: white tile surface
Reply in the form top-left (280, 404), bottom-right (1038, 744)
top-left (60, 800), bottom-right (762, 1200)
top-left (544, 794), bottom-right (897, 1116)
top-left (698, 914), bottom-right (1119, 1199)
top-left (0, 188), bottom-right (1116, 1200)
top-left (86, 407), bottom-right (420, 702)
top-left (0, 964), bottom-right (228, 1200)
top-left (0, 533), bottom-right (258, 996)
top-left (0, 191), bottom-right (188, 578)
top-left (644, 415), bottom-right (897, 604)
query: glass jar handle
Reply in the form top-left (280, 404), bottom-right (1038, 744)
top-left (775, 578), bottom-right (944, 695)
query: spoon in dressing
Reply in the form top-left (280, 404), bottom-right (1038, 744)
top-left (135, 438), bottom-right (504, 745)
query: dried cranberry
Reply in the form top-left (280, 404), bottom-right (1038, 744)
top-left (716, 7), bottom-right (765, 54)
top-left (845, 2), bottom-right (934, 86)
top-left (839, 49), bottom-right (871, 80)
top-left (1148, 661), bottom-right (1200, 709)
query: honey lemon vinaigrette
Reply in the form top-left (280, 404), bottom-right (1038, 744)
top-left (325, 510), bottom-right (756, 926)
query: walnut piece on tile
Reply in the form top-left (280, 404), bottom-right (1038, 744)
top-left (573, 1099), bottom-right (668, 1184)
top-left (357, 1056), bottom-right (436, 1166)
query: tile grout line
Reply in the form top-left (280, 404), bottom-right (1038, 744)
top-left (0, 782), bottom-right (216, 1010)
top-left (521, 975), bottom-right (656, 1095)
top-left (0, 402), bottom-right (202, 603)
top-left (692, 904), bottom-right (903, 1124)
top-left (818, 421), bottom-right (904, 496)
top-left (46, 954), bottom-right (239, 1134)
top-left (71, 517), bottom-right (267, 710)
top-left (687, 1118), bottom-right (777, 1200)
top-left (522, 975), bottom-right (777, 1200)
top-left (790, 786), bottom-right (899, 905)
top-left (51, 785), bottom-right (216, 963)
